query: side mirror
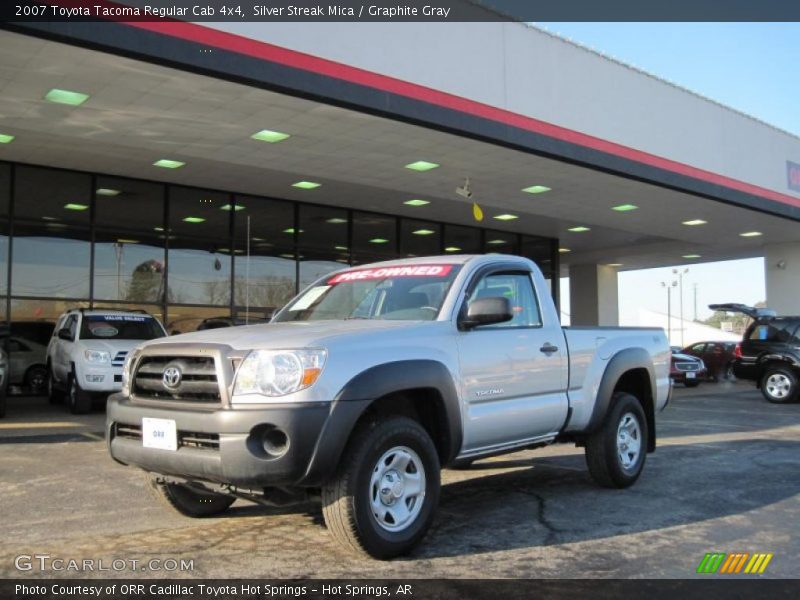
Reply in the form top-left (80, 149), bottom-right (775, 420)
top-left (57, 328), bottom-right (73, 341)
top-left (461, 296), bottom-right (513, 330)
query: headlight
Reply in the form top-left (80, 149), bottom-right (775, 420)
top-left (233, 349), bottom-right (327, 397)
top-left (84, 350), bottom-right (111, 364)
top-left (121, 350), bottom-right (140, 396)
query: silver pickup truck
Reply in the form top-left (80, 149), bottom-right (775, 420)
top-left (107, 254), bottom-right (671, 559)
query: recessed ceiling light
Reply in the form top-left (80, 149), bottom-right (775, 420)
top-left (683, 254), bottom-right (702, 259)
top-left (445, 246), bottom-right (461, 252)
top-left (558, 248), bottom-right (571, 253)
top-left (154, 227), bottom-right (165, 232)
top-left (607, 263), bottom-right (623, 267)
top-left (153, 159), bottom-right (185, 169)
top-left (220, 204), bottom-right (245, 211)
top-left (41, 216), bottom-right (58, 221)
top-left (251, 129), bottom-right (290, 143)
top-left (612, 204), bottom-right (638, 212)
top-left (567, 226), bottom-right (590, 233)
top-left (370, 238), bottom-right (389, 244)
top-left (251, 237), bottom-right (265, 242)
top-left (412, 229), bottom-right (436, 235)
top-left (334, 245), bottom-right (349, 251)
top-left (326, 217), bottom-right (347, 224)
top-left (404, 199), bottom-right (430, 207)
top-left (487, 239), bottom-right (507, 245)
top-left (116, 238), bottom-right (139, 244)
top-left (45, 88), bottom-right (89, 106)
top-left (740, 231), bottom-right (763, 237)
top-left (521, 185), bottom-right (551, 194)
top-left (182, 216), bottom-right (205, 223)
top-left (283, 228), bottom-right (304, 234)
top-left (682, 219), bottom-right (707, 226)
top-left (404, 161), bottom-right (439, 172)
top-left (493, 214), bottom-right (519, 221)
top-left (63, 203), bottom-right (88, 211)
top-left (292, 181), bottom-right (321, 189)
top-left (96, 188), bottom-right (120, 197)
top-left (280, 253), bottom-right (295, 259)
top-left (0, 133), bottom-right (15, 144)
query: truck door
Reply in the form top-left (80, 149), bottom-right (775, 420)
top-left (456, 268), bottom-right (569, 453)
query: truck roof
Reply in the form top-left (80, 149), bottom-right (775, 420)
top-left (349, 254), bottom-right (534, 270)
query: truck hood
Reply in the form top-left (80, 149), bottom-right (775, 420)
top-left (144, 319), bottom-right (431, 351)
top-left (80, 338), bottom-right (151, 354)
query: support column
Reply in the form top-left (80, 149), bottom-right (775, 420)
top-left (765, 243), bottom-right (800, 315)
top-left (568, 264), bottom-right (619, 326)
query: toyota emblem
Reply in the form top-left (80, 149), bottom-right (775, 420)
top-left (162, 366), bottom-right (182, 389)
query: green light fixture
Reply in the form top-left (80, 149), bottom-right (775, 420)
top-left (153, 159), bottom-right (185, 169)
top-left (612, 204), bottom-right (638, 212)
top-left (45, 88), bottom-right (89, 106)
top-left (682, 219), bottom-right (707, 226)
top-left (493, 214), bottom-right (519, 221)
top-left (292, 181), bottom-right (321, 190)
top-left (63, 203), bottom-right (89, 211)
top-left (96, 188), bottom-right (121, 197)
top-left (404, 161), bottom-right (439, 172)
top-left (220, 204), bottom-right (245, 211)
top-left (412, 229), bottom-right (436, 235)
top-left (404, 199), bottom-right (430, 207)
top-left (0, 133), bottom-right (15, 144)
top-left (568, 226), bottom-right (590, 233)
top-left (182, 216), bottom-right (205, 224)
top-left (326, 218), bottom-right (347, 224)
top-left (521, 185), bottom-right (551, 194)
top-left (445, 246), bottom-right (461, 252)
top-left (251, 129), bottom-right (290, 143)
top-left (370, 238), bottom-right (389, 244)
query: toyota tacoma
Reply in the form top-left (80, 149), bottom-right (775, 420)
top-left (107, 254), bottom-right (671, 558)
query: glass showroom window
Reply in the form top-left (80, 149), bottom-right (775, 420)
top-left (0, 163), bottom-right (10, 322)
top-left (233, 195), bottom-right (297, 319)
top-left (298, 204), bottom-right (349, 290)
top-left (400, 218), bottom-right (441, 257)
top-left (351, 211), bottom-right (396, 264)
top-left (167, 186), bottom-right (232, 308)
top-left (442, 224), bottom-right (481, 255)
top-left (93, 177), bottom-right (166, 305)
top-left (11, 166), bottom-right (92, 300)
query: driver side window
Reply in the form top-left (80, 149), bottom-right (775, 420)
top-left (469, 272), bottom-right (541, 328)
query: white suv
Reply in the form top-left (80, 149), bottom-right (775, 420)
top-left (47, 310), bottom-right (167, 413)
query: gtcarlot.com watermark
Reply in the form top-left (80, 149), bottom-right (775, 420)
top-left (14, 554), bottom-right (194, 573)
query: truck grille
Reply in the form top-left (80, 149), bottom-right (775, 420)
top-left (113, 423), bottom-right (220, 451)
top-left (132, 356), bottom-right (221, 403)
top-left (111, 351), bottom-right (128, 367)
top-left (676, 362), bottom-right (700, 372)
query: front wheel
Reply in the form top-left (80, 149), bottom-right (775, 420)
top-left (322, 416), bottom-right (440, 559)
top-left (760, 366), bottom-right (798, 404)
top-left (146, 476), bottom-right (235, 517)
top-left (585, 392), bottom-right (648, 488)
top-left (47, 366), bottom-right (64, 404)
top-left (68, 375), bottom-right (92, 414)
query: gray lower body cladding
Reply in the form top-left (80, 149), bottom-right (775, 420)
top-left (106, 395), bottom-right (369, 488)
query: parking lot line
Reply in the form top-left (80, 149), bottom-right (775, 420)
top-left (0, 421), bottom-right (83, 429)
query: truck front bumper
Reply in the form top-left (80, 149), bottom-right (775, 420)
top-left (106, 394), bottom-right (363, 488)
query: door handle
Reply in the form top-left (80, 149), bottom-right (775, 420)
top-left (540, 343), bottom-right (559, 355)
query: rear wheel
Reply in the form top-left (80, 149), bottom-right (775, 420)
top-left (322, 416), bottom-right (440, 559)
top-left (67, 374), bottom-right (91, 414)
top-left (585, 392), bottom-right (648, 488)
top-left (760, 366), bottom-right (798, 404)
top-left (146, 475), bottom-right (235, 517)
top-left (24, 365), bottom-right (48, 395)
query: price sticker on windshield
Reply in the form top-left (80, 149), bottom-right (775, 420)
top-left (328, 264), bottom-right (453, 284)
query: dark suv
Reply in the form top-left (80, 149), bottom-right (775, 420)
top-left (710, 304), bottom-right (800, 403)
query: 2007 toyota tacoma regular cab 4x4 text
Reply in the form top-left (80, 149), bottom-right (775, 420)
top-left (107, 254), bottom-right (671, 558)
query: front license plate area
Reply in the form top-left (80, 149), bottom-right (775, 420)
top-left (687, 372), bottom-right (696, 379)
top-left (142, 417), bottom-right (178, 451)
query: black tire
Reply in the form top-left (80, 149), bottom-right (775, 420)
top-left (724, 362), bottom-right (736, 382)
top-left (47, 365), bottom-right (64, 404)
top-left (24, 365), bottom-right (48, 395)
top-left (760, 366), bottom-right (798, 404)
top-left (684, 381), bottom-right (700, 388)
top-left (67, 374), bottom-right (92, 414)
top-left (585, 392), bottom-right (648, 489)
top-left (322, 416), bottom-right (440, 559)
top-left (146, 475), bottom-right (235, 517)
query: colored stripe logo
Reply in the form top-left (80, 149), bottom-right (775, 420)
top-left (697, 552), bottom-right (773, 574)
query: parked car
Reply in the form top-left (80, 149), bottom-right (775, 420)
top-left (47, 309), bottom-right (167, 414)
top-left (6, 337), bottom-right (49, 393)
top-left (670, 352), bottom-right (707, 387)
top-left (680, 341), bottom-right (738, 382)
top-left (107, 254), bottom-right (671, 559)
top-left (710, 303), bottom-right (800, 404)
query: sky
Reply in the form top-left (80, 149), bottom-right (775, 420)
top-left (538, 23), bottom-right (799, 323)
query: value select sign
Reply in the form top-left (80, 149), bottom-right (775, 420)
top-left (788, 161), bottom-right (800, 193)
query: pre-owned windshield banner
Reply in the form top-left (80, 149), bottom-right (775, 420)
top-left (328, 264), bottom-right (453, 284)
top-left (4, 0), bottom-right (800, 22)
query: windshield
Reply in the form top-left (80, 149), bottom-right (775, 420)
top-left (80, 314), bottom-right (165, 340)
top-left (275, 264), bottom-right (461, 322)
